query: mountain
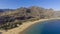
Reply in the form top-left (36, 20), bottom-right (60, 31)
top-left (0, 9), bottom-right (15, 13)
top-left (0, 6), bottom-right (55, 25)
top-left (54, 11), bottom-right (60, 17)
top-left (0, 6), bottom-right (59, 30)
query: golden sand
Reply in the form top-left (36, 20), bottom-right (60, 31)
top-left (0, 18), bottom-right (60, 34)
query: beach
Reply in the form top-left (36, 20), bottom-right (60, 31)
top-left (0, 18), bottom-right (60, 34)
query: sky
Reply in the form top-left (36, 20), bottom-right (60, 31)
top-left (0, 0), bottom-right (60, 10)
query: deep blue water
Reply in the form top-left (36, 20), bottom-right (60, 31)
top-left (22, 19), bottom-right (60, 34)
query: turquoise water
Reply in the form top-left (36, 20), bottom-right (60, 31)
top-left (22, 19), bottom-right (60, 34)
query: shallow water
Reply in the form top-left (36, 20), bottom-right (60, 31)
top-left (22, 19), bottom-right (60, 34)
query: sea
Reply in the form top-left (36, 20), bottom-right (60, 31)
top-left (22, 19), bottom-right (60, 34)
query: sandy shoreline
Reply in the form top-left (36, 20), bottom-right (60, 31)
top-left (0, 18), bottom-right (60, 34)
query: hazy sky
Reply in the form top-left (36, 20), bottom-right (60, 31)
top-left (0, 0), bottom-right (60, 10)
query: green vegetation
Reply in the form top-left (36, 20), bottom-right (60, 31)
top-left (0, 6), bottom-right (57, 30)
top-left (0, 22), bottom-right (22, 30)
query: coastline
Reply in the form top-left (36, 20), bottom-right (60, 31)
top-left (0, 18), bottom-right (60, 34)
